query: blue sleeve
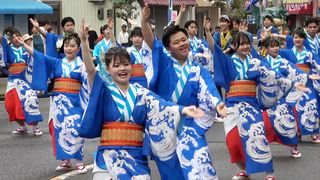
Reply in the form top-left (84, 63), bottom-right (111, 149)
top-left (213, 32), bottom-right (221, 48)
top-left (32, 50), bottom-right (59, 91)
top-left (285, 35), bottom-right (294, 49)
top-left (279, 49), bottom-right (296, 63)
top-left (45, 33), bottom-right (59, 58)
top-left (213, 43), bottom-right (237, 91)
top-left (272, 26), bottom-right (279, 34)
top-left (79, 73), bottom-right (106, 138)
top-left (148, 40), bottom-right (161, 91)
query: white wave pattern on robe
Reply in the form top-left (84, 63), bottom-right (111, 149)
top-left (101, 150), bottom-right (151, 180)
top-left (145, 89), bottom-right (181, 161)
top-left (14, 79), bottom-right (41, 116)
top-left (236, 102), bottom-right (272, 164)
top-left (267, 104), bottom-right (297, 138)
top-left (295, 94), bottom-right (319, 132)
top-left (187, 147), bottom-right (218, 180)
top-left (52, 94), bottom-right (84, 155)
top-left (177, 127), bottom-right (200, 168)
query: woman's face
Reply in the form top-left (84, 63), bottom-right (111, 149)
top-left (63, 39), bottom-right (80, 60)
top-left (106, 56), bottom-right (132, 86)
top-left (267, 43), bottom-right (280, 58)
top-left (219, 20), bottom-right (230, 31)
top-left (236, 38), bottom-right (250, 58)
top-left (293, 34), bottom-right (305, 48)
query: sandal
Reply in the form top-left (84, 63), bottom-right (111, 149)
top-left (266, 175), bottom-right (275, 180)
top-left (76, 164), bottom-right (87, 174)
top-left (33, 128), bottom-right (43, 136)
top-left (56, 162), bottom-right (73, 171)
top-left (12, 127), bottom-right (28, 134)
top-left (232, 171), bottom-right (250, 180)
top-left (311, 135), bottom-right (320, 143)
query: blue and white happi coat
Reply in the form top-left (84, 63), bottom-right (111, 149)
top-left (127, 41), bottom-right (159, 89)
top-left (80, 73), bottom-right (185, 179)
top-left (93, 38), bottom-right (113, 84)
top-left (32, 51), bottom-right (89, 160)
top-left (5, 45), bottom-right (42, 123)
top-left (264, 55), bottom-right (308, 145)
top-left (214, 44), bottom-right (294, 174)
top-left (151, 42), bottom-right (222, 180)
top-left (280, 47), bottom-right (320, 135)
top-left (188, 37), bottom-right (214, 76)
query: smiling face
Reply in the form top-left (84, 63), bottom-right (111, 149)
top-left (234, 33), bottom-right (251, 59)
top-left (219, 19), bottom-right (230, 31)
top-left (106, 55), bottom-right (132, 86)
top-left (266, 41), bottom-right (280, 58)
top-left (293, 34), bottom-right (305, 48)
top-left (63, 39), bottom-right (80, 60)
top-left (167, 31), bottom-right (190, 62)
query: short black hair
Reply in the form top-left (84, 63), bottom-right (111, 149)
top-left (61, 17), bottom-right (75, 28)
top-left (305, 17), bottom-right (319, 27)
top-left (162, 25), bottom-right (188, 48)
top-left (232, 17), bottom-right (241, 25)
top-left (264, 15), bottom-right (273, 23)
top-left (263, 37), bottom-right (280, 48)
top-left (39, 20), bottom-right (50, 26)
top-left (59, 33), bottom-right (80, 54)
top-left (292, 27), bottom-right (307, 39)
top-left (104, 47), bottom-right (131, 67)
top-left (184, 20), bottom-right (198, 29)
top-left (101, 24), bottom-right (109, 32)
top-left (130, 27), bottom-right (143, 37)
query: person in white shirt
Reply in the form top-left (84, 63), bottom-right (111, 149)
top-left (117, 24), bottom-right (129, 47)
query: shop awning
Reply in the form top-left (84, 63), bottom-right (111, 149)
top-left (0, 0), bottom-right (53, 14)
top-left (285, 1), bottom-right (313, 15)
top-left (144, 0), bottom-right (197, 6)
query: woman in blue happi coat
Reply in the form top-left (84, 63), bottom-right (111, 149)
top-left (78, 19), bottom-right (205, 180)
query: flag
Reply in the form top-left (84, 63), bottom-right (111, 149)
top-left (246, 0), bottom-right (260, 11)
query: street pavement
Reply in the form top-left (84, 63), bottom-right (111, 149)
top-left (0, 98), bottom-right (319, 180)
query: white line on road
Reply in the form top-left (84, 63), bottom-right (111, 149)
top-left (50, 164), bottom-right (94, 180)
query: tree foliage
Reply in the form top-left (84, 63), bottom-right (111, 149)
top-left (113, 0), bottom-right (142, 26)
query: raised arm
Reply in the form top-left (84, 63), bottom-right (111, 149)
top-left (107, 18), bottom-right (116, 44)
top-left (29, 18), bottom-right (46, 37)
top-left (174, 4), bottom-right (186, 26)
top-left (141, 4), bottom-right (154, 49)
top-left (79, 19), bottom-right (97, 87)
top-left (203, 16), bottom-right (214, 52)
top-left (14, 35), bottom-right (34, 56)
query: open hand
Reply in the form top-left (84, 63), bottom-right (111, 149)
top-left (179, 4), bottom-right (186, 14)
top-left (29, 18), bottom-right (40, 28)
top-left (107, 17), bottom-right (114, 29)
top-left (141, 4), bottom-right (151, 23)
top-left (309, 74), bottom-right (320, 80)
top-left (203, 16), bottom-right (211, 32)
top-left (79, 18), bottom-right (89, 41)
top-left (13, 34), bottom-right (24, 45)
top-left (182, 105), bottom-right (205, 119)
top-left (216, 102), bottom-right (227, 118)
top-left (294, 83), bottom-right (309, 92)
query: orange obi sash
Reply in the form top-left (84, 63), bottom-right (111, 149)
top-left (296, 64), bottom-right (310, 73)
top-left (53, 78), bottom-right (81, 94)
top-left (227, 80), bottom-right (257, 97)
top-left (100, 122), bottom-right (144, 147)
top-left (131, 64), bottom-right (145, 77)
top-left (9, 63), bottom-right (27, 74)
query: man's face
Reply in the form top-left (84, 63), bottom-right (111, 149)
top-left (122, 26), bottom-right (127, 32)
top-left (62, 21), bottom-right (75, 33)
top-left (306, 22), bottom-right (318, 37)
top-left (167, 31), bottom-right (190, 61)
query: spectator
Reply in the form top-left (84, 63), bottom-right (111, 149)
top-left (117, 24), bottom-right (129, 47)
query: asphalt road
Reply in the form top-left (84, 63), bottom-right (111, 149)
top-left (0, 98), bottom-right (319, 180)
